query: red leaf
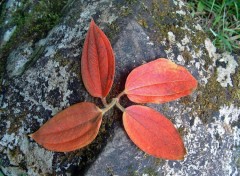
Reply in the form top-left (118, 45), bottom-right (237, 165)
top-left (123, 105), bottom-right (186, 160)
top-left (29, 102), bottom-right (102, 152)
top-left (124, 58), bottom-right (197, 103)
top-left (81, 19), bottom-right (115, 98)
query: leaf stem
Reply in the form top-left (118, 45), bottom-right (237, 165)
top-left (101, 91), bottom-right (126, 114)
top-left (101, 98), bottom-right (108, 107)
top-left (115, 101), bottom-right (125, 112)
top-left (101, 98), bottom-right (117, 114)
top-left (115, 90), bottom-right (126, 112)
top-left (116, 91), bottom-right (125, 99)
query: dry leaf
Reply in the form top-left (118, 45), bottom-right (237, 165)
top-left (81, 19), bottom-right (115, 98)
top-left (123, 105), bottom-right (186, 160)
top-left (29, 102), bottom-right (102, 152)
top-left (125, 58), bottom-right (197, 103)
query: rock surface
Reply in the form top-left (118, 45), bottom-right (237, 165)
top-left (0, 0), bottom-right (239, 175)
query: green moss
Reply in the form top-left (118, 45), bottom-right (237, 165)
top-left (231, 67), bottom-right (240, 103)
top-left (130, 0), bottom-right (208, 58)
top-left (192, 31), bottom-right (207, 47)
top-left (154, 158), bottom-right (164, 166)
top-left (120, 7), bottom-right (133, 17)
top-left (106, 166), bottom-right (115, 176)
top-left (137, 18), bottom-right (148, 28)
top-left (7, 112), bottom-right (28, 134)
top-left (127, 165), bottom-right (138, 176)
top-left (8, 147), bottom-right (21, 159)
top-left (193, 68), bottom-right (239, 124)
top-left (19, 45), bottom-right (45, 76)
top-left (151, 0), bottom-right (184, 39)
top-left (54, 51), bottom-right (75, 68)
top-left (0, 0), bottom-right (68, 88)
top-left (143, 167), bottom-right (158, 176)
top-left (236, 157), bottom-right (240, 168)
top-left (9, 0), bottom-right (67, 43)
top-left (108, 21), bottom-right (120, 40)
top-left (125, 0), bottom-right (138, 5)
top-left (181, 49), bottom-right (192, 64)
top-left (178, 125), bottom-right (187, 137)
top-left (0, 171), bottom-right (4, 176)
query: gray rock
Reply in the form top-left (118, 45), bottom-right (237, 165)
top-left (85, 16), bottom-right (240, 176)
top-left (1, 0), bottom-right (120, 175)
top-left (6, 43), bottom-right (34, 77)
top-left (0, 0), bottom-right (239, 175)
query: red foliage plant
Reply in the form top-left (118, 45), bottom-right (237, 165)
top-left (29, 19), bottom-right (197, 160)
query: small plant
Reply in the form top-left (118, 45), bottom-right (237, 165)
top-left (187, 0), bottom-right (240, 52)
top-left (29, 20), bottom-right (197, 160)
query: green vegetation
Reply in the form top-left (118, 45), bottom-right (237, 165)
top-left (0, 0), bottom-right (68, 85)
top-left (186, 0), bottom-right (240, 52)
top-left (5, 0), bottom-right (67, 46)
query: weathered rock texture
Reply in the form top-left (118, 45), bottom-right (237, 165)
top-left (0, 0), bottom-right (239, 175)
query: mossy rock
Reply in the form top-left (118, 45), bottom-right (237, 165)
top-left (0, 0), bottom-right (239, 175)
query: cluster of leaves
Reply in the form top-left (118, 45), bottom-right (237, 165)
top-left (186, 0), bottom-right (240, 52)
top-left (29, 20), bottom-right (197, 160)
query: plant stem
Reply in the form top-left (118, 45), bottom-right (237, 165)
top-left (101, 98), bottom-right (117, 114)
top-left (101, 98), bottom-right (108, 107)
top-left (116, 91), bottom-right (125, 99)
top-left (115, 101), bottom-right (125, 112)
top-left (101, 91), bottom-right (126, 114)
top-left (116, 91), bottom-right (126, 112)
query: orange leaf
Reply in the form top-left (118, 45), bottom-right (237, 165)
top-left (81, 19), bottom-right (115, 98)
top-left (124, 58), bottom-right (197, 103)
top-left (123, 105), bottom-right (186, 160)
top-left (29, 102), bottom-right (102, 152)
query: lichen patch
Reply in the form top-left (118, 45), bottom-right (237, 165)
top-left (204, 38), bottom-right (217, 60)
top-left (216, 53), bottom-right (238, 87)
top-left (176, 10), bottom-right (186, 15)
top-left (168, 31), bottom-right (176, 44)
top-left (160, 103), bottom-right (239, 175)
top-left (6, 43), bottom-right (34, 77)
top-left (3, 26), bottom-right (16, 43)
top-left (219, 104), bottom-right (240, 145)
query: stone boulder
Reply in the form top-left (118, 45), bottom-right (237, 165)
top-left (0, 0), bottom-right (239, 175)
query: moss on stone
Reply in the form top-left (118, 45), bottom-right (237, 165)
top-left (107, 21), bottom-right (121, 41)
top-left (0, 2), bottom-right (7, 26)
top-left (236, 156), bottom-right (240, 168)
top-left (130, 0), bottom-right (209, 58)
top-left (0, 0), bottom-right (68, 86)
top-left (7, 112), bottom-right (27, 135)
top-left (137, 18), bottom-right (148, 28)
top-left (19, 45), bottom-right (45, 76)
top-left (143, 167), bottom-right (158, 176)
top-left (181, 49), bottom-right (192, 64)
top-left (120, 7), bottom-right (133, 17)
top-left (125, 0), bottom-right (138, 5)
top-left (127, 165), bottom-right (138, 176)
top-left (193, 68), bottom-right (239, 124)
top-left (153, 158), bottom-right (164, 166)
top-left (178, 125), bottom-right (188, 137)
top-left (106, 165), bottom-right (115, 176)
top-left (231, 66), bottom-right (240, 104)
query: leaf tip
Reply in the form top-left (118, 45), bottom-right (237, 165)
top-left (90, 18), bottom-right (96, 26)
top-left (179, 147), bottom-right (187, 160)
